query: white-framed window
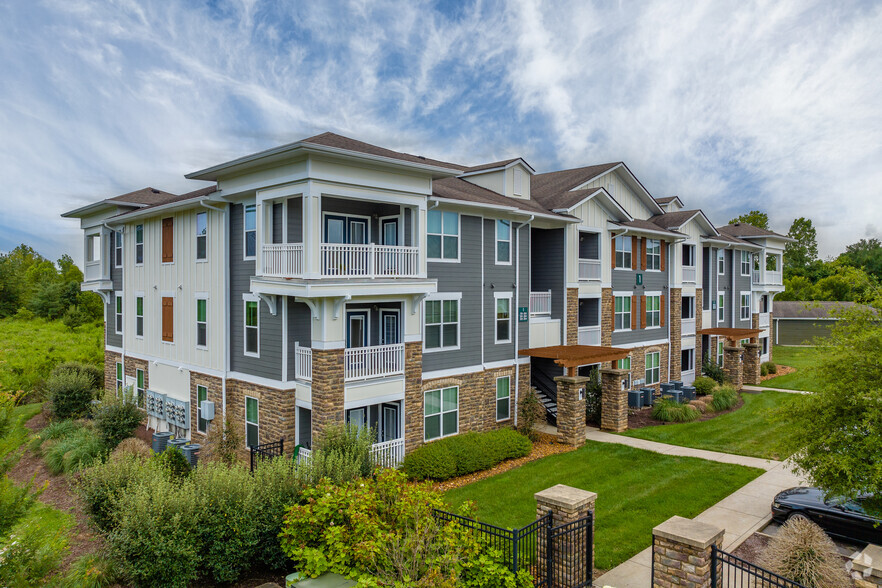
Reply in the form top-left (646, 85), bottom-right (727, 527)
top-left (135, 295), bottom-right (144, 338)
top-left (740, 250), bottom-right (751, 276)
top-left (135, 368), bottom-right (145, 407)
top-left (245, 396), bottom-right (259, 448)
top-left (682, 296), bottom-right (695, 320)
top-left (496, 219), bottom-right (511, 264)
top-left (114, 230), bottom-right (123, 268)
top-left (116, 362), bottom-right (123, 395)
top-left (717, 293), bottom-right (725, 323)
top-left (681, 348), bottom-right (695, 373)
top-left (244, 298), bottom-right (259, 357)
top-left (86, 234), bottom-right (101, 262)
top-left (645, 295), bottom-right (661, 328)
top-left (645, 351), bottom-right (660, 385)
top-left (681, 243), bottom-right (695, 267)
top-left (196, 298), bottom-right (208, 348)
top-left (244, 204), bottom-right (257, 259)
top-left (513, 167), bottom-right (524, 196)
top-left (424, 294), bottom-right (460, 351)
top-left (614, 295), bottom-right (631, 331)
top-left (761, 337), bottom-right (769, 356)
top-left (424, 386), bottom-right (458, 441)
top-left (496, 376), bottom-right (511, 421)
top-left (427, 209), bottom-right (459, 261)
top-left (197, 385), bottom-right (208, 434)
top-left (740, 293), bottom-right (751, 320)
top-left (646, 239), bottom-right (661, 270)
top-left (717, 340), bottom-right (724, 366)
top-left (717, 249), bottom-right (725, 274)
top-left (617, 356), bottom-right (631, 370)
top-left (615, 236), bottom-right (632, 268)
top-left (196, 212), bottom-right (208, 261)
top-left (135, 224), bottom-right (143, 265)
top-left (114, 292), bottom-right (123, 335)
top-left (495, 293), bottom-right (512, 343)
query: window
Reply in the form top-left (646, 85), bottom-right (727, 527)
top-left (614, 296), bottom-right (631, 331)
top-left (244, 300), bottom-right (259, 356)
top-left (646, 239), bottom-right (661, 270)
top-left (762, 337), bottom-right (768, 356)
top-left (682, 296), bottom-right (695, 320)
top-left (196, 298), bottom-right (207, 348)
top-left (717, 249), bottom-right (724, 274)
top-left (116, 362), bottom-right (123, 394)
top-left (424, 386), bottom-right (458, 441)
top-left (245, 396), bottom-right (259, 448)
top-left (244, 204), bottom-right (256, 259)
top-left (161, 296), bottom-right (174, 343)
top-left (495, 295), bottom-right (512, 343)
top-left (115, 293), bottom-right (123, 335)
top-left (681, 243), bottom-right (695, 267)
top-left (135, 368), bottom-right (145, 407)
top-left (135, 296), bottom-right (144, 337)
top-left (717, 340), bottom-right (724, 366)
top-left (135, 224), bottom-right (143, 264)
top-left (496, 219), bottom-right (511, 263)
top-left (615, 236), bottom-right (632, 268)
top-left (86, 234), bottom-right (101, 262)
top-left (645, 352), bottom-right (660, 385)
top-left (196, 212), bottom-right (207, 260)
top-left (681, 348), bottom-right (695, 373)
top-left (645, 295), bottom-right (661, 328)
top-left (740, 293), bottom-right (751, 320)
top-left (197, 385), bottom-right (208, 434)
top-left (717, 293), bottom-right (725, 323)
top-left (617, 357), bottom-right (631, 370)
top-left (496, 376), bottom-right (511, 421)
top-left (114, 230), bottom-right (123, 267)
top-left (741, 250), bottom-right (751, 276)
top-left (424, 297), bottom-right (459, 350)
top-left (766, 254), bottom-right (778, 271)
top-left (513, 167), bottom-right (524, 196)
top-left (162, 217), bottom-right (174, 263)
top-left (427, 210), bottom-right (459, 260)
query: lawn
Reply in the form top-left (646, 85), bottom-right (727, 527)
top-left (443, 441), bottom-right (763, 571)
top-left (763, 346), bottom-right (821, 392)
top-left (620, 391), bottom-right (796, 460)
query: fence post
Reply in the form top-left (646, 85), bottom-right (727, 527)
top-left (511, 526), bottom-right (519, 574)
top-left (535, 484), bottom-right (596, 586)
top-left (652, 516), bottom-right (724, 588)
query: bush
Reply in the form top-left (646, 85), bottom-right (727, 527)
top-left (61, 305), bottom-right (91, 331)
top-left (0, 476), bottom-right (41, 537)
top-left (762, 361), bottom-right (777, 375)
top-left (709, 386), bottom-right (738, 412)
top-left (109, 437), bottom-right (151, 462)
top-left (202, 417), bottom-right (241, 465)
top-left (402, 429), bottom-right (531, 481)
top-left (702, 358), bottom-right (725, 384)
top-left (43, 426), bottom-right (105, 474)
top-left (297, 446), bottom-right (366, 486)
top-left (315, 422), bottom-right (375, 478)
top-left (46, 369), bottom-right (95, 419)
top-left (152, 446), bottom-right (191, 481)
top-left (516, 388), bottom-right (545, 442)
top-left (93, 389), bottom-right (143, 450)
top-left (692, 376), bottom-right (716, 397)
top-left (584, 369), bottom-right (602, 425)
top-left (651, 398), bottom-right (699, 423)
top-left (78, 454), bottom-right (152, 532)
top-left (758, 516), bottom-right (850, 588)
top-left (250, 458), bottom-right (307, 570)
top-left (51, 361), bottom-right (103, 391)
top-left (761, 363), bottom-right (769, 376)
top-left (0, 503), bottom-right (72, 587)
top-left (54, 553), bottom-right (120, 588)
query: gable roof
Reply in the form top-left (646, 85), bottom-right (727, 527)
top-left (773, 300), bottom-right (877, 319)
top-left (461, 157), bottom-right (536, 175)
top-left (531, 163), bottom-right (621, 208)
top-left (654, 196), bottom-right (683, 206)
top-left (649, 209), bottom-right (719, 236)
top-left (718, 223), bottom-right (790, 240)
top-left (301, 132), bottom-right (467, 171)
top-left (610, 219), bottom-right (686, 239)
top-left (432, 177), bottom-right (572, 220)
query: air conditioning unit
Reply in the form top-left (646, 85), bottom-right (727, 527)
top-left (200, 400), bottom-right (215, 421)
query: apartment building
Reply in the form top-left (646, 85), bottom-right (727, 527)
top-left (62, 132), bottom-right (787, 458)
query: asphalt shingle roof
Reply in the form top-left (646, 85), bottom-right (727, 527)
top-left (432, 177), bottom-right (570, 218)
top-left (649, 210), bottom-right (702, 230)
top-left (531, 163), bottom-right (621, 210)
top-left (302, 132), bottom-right (466, 171)
top-left (719, 223), bottom-right (787, 239)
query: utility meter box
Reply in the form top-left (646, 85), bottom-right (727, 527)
top-left (200, 400), bottom-right (215, 421)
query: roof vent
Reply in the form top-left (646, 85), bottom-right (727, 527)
top-left (417, 155), bottom-right (426, 160)
top-left (151, 189), bottom-right (160, 194)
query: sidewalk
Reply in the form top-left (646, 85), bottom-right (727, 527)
top-left (742, 384), bottom-right (811, 394)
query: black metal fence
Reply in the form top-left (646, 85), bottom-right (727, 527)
top-left (711, 546), bottom-right (809, 588)
top-left (547, 516), bottom-right (593, 588)
top-left (249, 438), bottom-right (284, 472)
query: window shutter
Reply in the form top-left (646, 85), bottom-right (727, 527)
top-left (661, 294), bottom-right (666, 327)
top-left (162, 297), bottom-right (174, 342)
top-left (631, 236), bottom-right (638, 270)
top-left (162, 218), bottom-right (174, 263)
top-left (640, 295), bottom-right (646, 329)
top-left (611, 237), bottom-right (616, 269)
top-left (631, 295), bottom-right (638, 330)
top-left (661, 242), bottom-right (666, 272)
top-left (641, 239), bottom-right (647, 270)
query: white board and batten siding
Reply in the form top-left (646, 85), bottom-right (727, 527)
top-left (568, 196), bottom-right (613, 286)
top-left (574, 170), bottom-right (652, 221)
top-left (672, 218), bottom-right (704, 290)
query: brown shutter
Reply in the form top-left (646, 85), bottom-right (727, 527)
top-left (640, 295), bottom-right (646, 329)
top-left (631, 295), bottom-right (638, 330)
top-left (162, 297), bottom-right (174, 342)
top-left (611, 237), bottom-right (616, 269)
top-left (660, 241), bottom-right (666, 272)
top-left (641, 239), bottom-right (647, 270)
top-left (631, 236), bottom-right (638, 270)
top-left (661, 294), bottom-right (666, 327)
top-left (162, 217), bottom-right (174, 263)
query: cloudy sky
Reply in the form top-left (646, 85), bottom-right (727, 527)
top-left (1, 0), bottom-right (880, 263)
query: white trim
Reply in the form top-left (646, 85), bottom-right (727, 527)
top-left (320, 210), bottom-right (373, 244)
top-left (613, 292), bottom-right (632, 332)
top-left (343, 391), bottom-right (405, 410)
top-left (113, 230), bottom-right (123, 268)
top-left (134, 293), bottom-right (144, 339)
top-left (195, 295), bottom-right (208, 350)
top-left (739, 291), bottom-right (752, 321)
top-left (114, 290), bottom-right (123, 336)
top-left (228, 371), bottom-right (298, 390)
top-left (426, 208), bottom-right (461, 263)
top-left (421, 364), bottom-right (485, 380)
top-left (614, 338), bottom-right (670, 349)
top-left (422, 292), bottom-right (462, 353)
top-left (495, 375), bottom-right (512, 422)
top-left (196, 384), bottom-right (208, 435)
top-left (134, 223), bottom-right (144, 266)
top-left (717, 248), bottom-right (725, 275)
top-left (423, 384), bottom-right (459, 442)
top-left (495, 219), bottom-right (512, 265)
top-left (243, 202), bottom-right (257, 260)
top-left (717, 292), bottom-right (726, 323)
top-left (243, 298), bottom-right (260, 358)
top-left (644, 350), bottom-right (661, 385)
top-left (740, 250), bottom-right (751, 276)
top-left (494, 291), bottom-right (513, 344)
top-left (244, 395), bottom-right (259, 448)
top-left (483, 357), bottom-right (529, 370)
top-left (195, 210), bottom-right (208, 263)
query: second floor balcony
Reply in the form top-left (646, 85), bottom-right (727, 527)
top-left (261, 242), bottom-right (420, 279)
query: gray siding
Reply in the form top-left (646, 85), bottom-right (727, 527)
top-left (287, 298), bottom-right (312, 377)
top-left (106, 231), bottom-right (123, 348)
top-left (531, 228), bottom-right (565, 324)
top-left (610, 239), bottom-right (670, 347)
top-left (287, 197), bottom-right (303, 243)
top-left (483, 218), bottom-right (523, 363)
top-left (404, 207), bottom-right (412, 247)
top-left (230, 203), bottom-right (283, 380)
top-left (733, 249), bottom-right (753, 329)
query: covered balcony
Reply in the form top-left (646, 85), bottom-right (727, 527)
top-left (578, 231), bottom-right (601, 281)
top-left (343, 301), bottom-right (405, 382)
top-left (577, 297), bottom-right (601, 345)
top-left (752, 253), bottom-right (783, 287)
top-left (681, 295), bottom-right (696, 336)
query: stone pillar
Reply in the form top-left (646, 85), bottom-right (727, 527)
top-left (104, 349), bottom-right (121, 395)
top-left (566, 288), bottom-right (579, 346)
top-left (722, 346), bottom-right (744, 390)
top-left (554, 376), bottom-right (588, 445)
top-left (403, 342), bottom-right (423, 454)
top-left (741, 342), bottom-right (761, 386)
top-left (695, 289), bottom-right (703, 364)
top-left (536, 484), bottom-right (597, 587)
top-left (600, 368), bottom-right (629, 432)
top-left (669, 288), bottom-right (683, 381)
top-left (652, 516), bottom-right (724, 588)
top-left (601, 288), bottom-right (613, 347)
top-left (852, 544), bottom-right (882, 587)
top-left (310, 348), bottom-right (345, 441)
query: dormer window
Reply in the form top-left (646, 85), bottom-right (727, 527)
top-left (513, 168), bottom-right (524, 196)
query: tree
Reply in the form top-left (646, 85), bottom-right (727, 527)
top-left (776, 275), bottom-right (815, 301)
top-left (728, 210), bottom-right (769, 229)
top-left (784, 217), bottom-right (818, 277)
top-left (839, 238), bottom-right (882, 281)
top-left (812, 264), bottom-right (874, 302)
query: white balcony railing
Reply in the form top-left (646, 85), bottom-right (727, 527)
top-left (752, 270), bottom-right (760, 285)
top-left (296, 447), bottom-right (311, 464)
top-left (578, 258), bottom-right (601, 281)
top-left (344, 343), bottom-right (405, 381)
top-left (682, 317), bottom-right (696, 336)
top-left (294, 344), bottom-right (312, 381)
top-left (529, 291), bottom-right (552, 316)
top-left (752, 270), bottom-right (783, 286)
top-left (262, 243), bottom-right (304, 277)
top-left (371, 438), bottom-right (405, 468)
top-left (682, 266), bottom-right (696, 283)
top-left (759, 312), bottom-right (770, 328)
top-left (321, 244), bottom-right (419, 278)
top-left (577, 325), bottom-right (601, 346)
top-left (84, 261), bottom-right (105, 282)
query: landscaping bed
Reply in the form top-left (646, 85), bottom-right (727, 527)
top-left (627, 393), bottom-right (746, 429)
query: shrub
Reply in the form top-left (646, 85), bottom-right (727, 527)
top-left (152, 446), bottom-right (191, 481)
top-left (315, 422), bottom-right (375, 477)
top-left (402, 429), bottom-right (531, 481)
top-left (709, 386), bottom-right (738, 412)
top-left (401, 441), bottom-right (456, 481)
top-left (250, 458), bottom-right (307, 570)
top-left (202, 417), bottom-right (241, 465)
top-left (13, 307), bottom-right (35, 321)
top-left (297, 446), bottom-right (366, 486)
top-left (692, 376), bottom-right (716, 397)
top-left (51, 361), bottom-right (103, 391)
top-left (0, 476), bottom-right (41, 536)
top-left (583, 369), bottom-right (602, 425)
top-left (762, 361), bottom-right (778, 375)
top-left (517, 388), bottom-right (545, 441)
top-left (55, 553), bottom-right (120, 588)
top-left (0, 503), bottom-right (72, 587)
top-left (651, 398), bottom-right (699, 422)
top-left (758, 516), bottom-right (850, 588)
top-left (78, 454), bottom-right (154, 532)
top-left (109, 437), bottom-right (151, 462)
top-left (46, 369), bottom-right (95, 419)
top-left (761, 363), bottom-right (769, 376)
top-left (702, 358), bottom-right (725, 384)
top-left (43, 426), bottom-right (105, 474)
top-left (93, 389), bottom-right (143, 450)
top-left (61, 305), bottom-right (91, 331)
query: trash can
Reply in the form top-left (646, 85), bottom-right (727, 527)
top-left (681, 386), bottom-right (696, 401)
top-left (628, 390), bottom-right (644, 409)
top-left (181, 444), bottom-right (201, 468)
top-left (151, 431), bottom-right (173, 454)
top-left (641, 387), bottom-right (655, 406)
top-left (670, 380), bottom-right (683, 390)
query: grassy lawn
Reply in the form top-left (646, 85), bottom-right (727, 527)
top-left (763, 346), bottom-right (821, 392)
top-left (443, 441), bottom-right (763, 571)
top-left (620, 391), bottom-right (796, 460)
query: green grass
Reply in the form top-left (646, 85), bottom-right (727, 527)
top-left (763, 346), bottom-right (821, 392)
top-left (443, 442), bottom-right (763, 571)
top-left (0, 316), bottom-right (103, 393)
top-left (621, 391), bottom-right (797, 460)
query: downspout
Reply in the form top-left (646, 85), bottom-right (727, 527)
top-left (513, 215), bottom-right (534, 428)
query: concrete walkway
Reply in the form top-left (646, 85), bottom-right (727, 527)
top-left (742, 384), bottom-right (811, 395)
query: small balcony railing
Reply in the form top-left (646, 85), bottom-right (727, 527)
top-left (759, 312), bottom-right (770, 328)
top-left (296, 440), bottom-right (404, 468)
top-left (322, 244), bottom-right (419, 278)
top-left (682, 317), bottom-right (696, 336)
top-left (344, 343), bottom-right (405, 381)
top-left (578, 258), bottom-right (601, 281)
top-left (682, 266), bottom-right (696, 283)
top-left (529, 290), bottom-right (552, 317)
top-left (752, 270), bottom-right (783, 286)
top-left (294, 344), bottom-right (312, 381)
top-left (262, 243), bottom-right (304, 278)
top-left (577, 325), bottom-right (601, 346)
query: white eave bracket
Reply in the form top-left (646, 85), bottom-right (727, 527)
top-left (295, 297), bottom-right (320, 321)
top-left (411, 293), bottom-right (429, 315)
top-left (333, 295), bottom-right (351, 320)
top-left (257, 293), bottom-right (278, 316)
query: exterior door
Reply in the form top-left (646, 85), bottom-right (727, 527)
top-left (382, 218), bottom-right (399, 246)
top-left (349, 219), bottom-right (368, 244)
top-left (346, 311), bottom-right (368, 348)
top-left (380, 310), bottom-right (400, 345)
top-left (382, 404), bottom-right (399, 441)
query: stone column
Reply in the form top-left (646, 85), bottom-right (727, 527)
top-left (741, 342), bottom-right (761, 386)
top-left (695, 289), bottom-right (703, 363)
top-left (566, 288), bottom-right (579, 346)
top-left (536, 484), bottom-right (597, 587)
top-left (669, 288), bottom-right (683, 381)
top-left (310, 348), bottom-right (345, 441)
top-left (403, 342), bottom-right (423, 454)
top-left (852, 544), bottom-right (882, 587)
top-left (554, 376), bottom-right (588, 445)
top-left (652, 516), bottom-right (724, 588)
top-left (722, 346), bottom-right (744, 390)
top-left (599, 368), bottom-right (629, 432)
top-left (601, 288), bottom-right (613, 347)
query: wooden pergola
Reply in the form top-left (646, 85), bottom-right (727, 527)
top-left (519, 345), bottom-right (631, 376)
top-left (697, 327), bottom-right (763, 345)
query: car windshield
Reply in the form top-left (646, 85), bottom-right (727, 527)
top-left (826, 494), bottom-right (882, 518)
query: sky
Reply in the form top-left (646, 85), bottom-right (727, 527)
top-left (1, 0), bottom-right (880, 264)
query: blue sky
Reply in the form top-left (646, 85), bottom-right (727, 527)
top-left (2, 0), bottom-right (881, 264)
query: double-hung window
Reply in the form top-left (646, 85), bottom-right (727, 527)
top-left (646, 239), bottom-right (661, 270)
top-left (645, 295), bottom-right (661, 327)
top-left (495, 294), bottom-right (512, 343)
top-left (424, 297), bottom-right (459, 351)
top-left (427, 210), bottom-right (459, 260)
top-left (740, 293), bottom-right (751, 320)
top-left (135, 224), bottom-right (143, 264)
top-left (496, 376), bottom-right (511, 421)
top-left (615, 236), bottom-right (632, 268)
top-left (618, 356), bottom-right (631, 370)
top-left (717, 249), bottom-right (725, 274)
top-left (496, 219), bottom-right (511, 263)
top-left (244, 204), bottom-right (256, 259)
top-left (645, 352), bottom-right (660, 385)
top-left (245, 396), bottom-right (259, 448)
top-left (135, 368), bottom-right (145, 407)
top-left (116, 362), bottom-right (123, 395)
top-left (681, 243), bottom-right (695, 267)
top-left (114, 230), bottom-right (123, 267)
top-left (740, 251), bottom-right (751, 276)
top-left (717, 340), bottom-right (724, 366)
top-left (717, 293), bottom-right (725, 323)
top-left (244, 299), bottom-right (259, 356)
top-left (196, 212), bottom-right (207, 261)
top-left (424, 386), bottom-right (458, 441)
top-left (614, 296), bottom-right (631, 331)
top-left (196, 298), bottom-right (208, 348)
top-left (197, 385), bottom-right (208, 434)
top-left (115, 293), bottom-right (123, 335)
top-left (135, 296), bottom-right (144, 337)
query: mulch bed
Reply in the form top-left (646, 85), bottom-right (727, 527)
top-left (730, 531), bottom-right (771, 562)
top-left (626, 392), bottom-right (748, 430)
top-left (760, 364), bottom-right (795, 382)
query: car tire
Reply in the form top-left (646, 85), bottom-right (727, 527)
top-left (787, 512), bottom-right (812, 524)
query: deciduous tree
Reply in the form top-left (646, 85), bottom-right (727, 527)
top-left (728, 210), bottom-right (770, 229)
top-left (784, 217), bottom-right (818, 277)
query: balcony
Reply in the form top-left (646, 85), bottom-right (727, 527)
top-left (681, 317), bottom-right (695, 336)
top-left (321, 244), bottom-right (419, 279)
top-left (529, 290), bottom-right (552, 317)
top-left (344, 343), bottom-right (405, 381)
top-left (752, 269), bottom-right (783, 286)
top-left (294, 344), bottom-right (312, 381)
top-left (297, 439), bottom-right (404, 468)
top-left (262, 243), bottom-right (304, 278)
top-left (577, 325), bottom-right (601, 346)
top-left (682, 266), bottom-right (696, 283)
top-left (758, 312), bottom-right (770, 328)
top-left (578, 258), bottom-right (601, 281)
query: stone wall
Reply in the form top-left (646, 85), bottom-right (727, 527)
top-left (652, 516), bottom-right (723, 588)
top-left (625, 343), bottom-right (670, 392)
top-left (310, 348), bottom-right (345, 442)
top-left (669, 288), bottom-right (682, 381)
top-left (722, 346), bottom-right (744, 390)
top-left (104, 349), bottom-right (122, 395)
top-left (189, 372), bottom-right (224, 441)
top-left (122, 356), bottom-right (148, 389)
top-left (601, 288), bottom-right (613, 347)
top-left (404, 342), bottom-right (423, 453)
top-left (566, 287), bottom-right (579, 345)
top-left (695, 289), bottom-right (703, 364)
top-left (741, 342), bottom-right (760, 386)
top-left (226, 378), bottom-right (296, 458)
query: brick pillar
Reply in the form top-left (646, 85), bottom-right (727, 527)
top-left (601, 288), bottom-right (613, 347)
top-left (652, 516), bottom-right (724, 588)
top-left (723, 346), bottom-right (743, 390)
top-left (554, 376), bottom-right (588, 445)
top-left (566, 288), bottom-right (579, 346)
top-left (742, 342), bottom-right (760, 386)
top-left (600, 368), bottom-right (629, 432)
top-left (852, 544), bottom-right (882, 587)
top-left (104, 349), bottom-right (121, 395)
top-left (310, 348), bottom-right (345, 441)
top-left (403, 342), bottom-right (422, 454)
top-left (669, 288), bottom-right (682, 381)
top-left (536, 484), bottom-right (597, 586)
top-left (695, 289), bottom-right (703, 364)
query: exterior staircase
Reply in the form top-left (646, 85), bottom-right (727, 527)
top-left (531, 361), bottom-right (560, 426)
